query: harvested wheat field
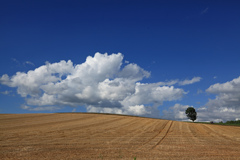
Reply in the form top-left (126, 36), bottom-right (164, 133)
top-left (1, 113), bottom-right (240, 160)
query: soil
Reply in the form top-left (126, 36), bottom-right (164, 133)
top-left (1, 113), bottom-right (240, 159)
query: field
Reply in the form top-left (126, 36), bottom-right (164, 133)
top-left (1, 113), bottom-right (240, 160)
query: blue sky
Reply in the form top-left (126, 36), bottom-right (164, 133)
top-left (0, 0), bottom-right (240, 122)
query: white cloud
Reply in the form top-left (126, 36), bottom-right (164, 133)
top-left (118, 63), bottom-right (150, 81)
top-left (21, 105), bottom-right (62, 111)
top-left (162, 101), bottom-right (240, 123)
top-left (163, 76), bottom-right (240, 122)
top-left (1, 52), bottom-right (187, 115)
top-left (147, 77), bottom-right (202, 87)
top-left (200, 76), bottom-right (240, 122)
top-left (162, 76), bottom-right (240, 122)
top-left (196, 106), bottom-right (240, 122)
top-left (121, 84), bottom-right (185, 107)
top-left (24, 61), bottom-right (35, 66)
top-left (206, 76), bottom-right (240, 94)
top-left (178, 77), bottom-right (202, 86)
top-left (161, 102), bottom-right (239, 123)
top-left (0, 60), bottom-right (74, 97)
top-left (124, 105), bottom-right (151, 115)
top-left (162, 104), bottom-right (190, 121)
top-left (87, 104), bottom-right (158, 117)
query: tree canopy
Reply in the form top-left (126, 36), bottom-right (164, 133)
top-left (185, 107), bottom-right (197, 122)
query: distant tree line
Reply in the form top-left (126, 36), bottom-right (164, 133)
top-left (219, 120), bottom-right (240, 125)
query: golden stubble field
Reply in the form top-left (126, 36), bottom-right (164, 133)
top-left (1, 113), bottom-right (240, 160)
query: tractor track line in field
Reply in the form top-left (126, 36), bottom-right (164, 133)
top-left (136, 120), bottom-right (170, 151)
top-left (142, 121), bottom-right (169, 144)
top-left (152, 120), bottom-right (173, 149)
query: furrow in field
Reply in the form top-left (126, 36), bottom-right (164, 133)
top-left (134, 120), bottom-right (169, 149)
top-left (152, 120), bottom-right (173, 148)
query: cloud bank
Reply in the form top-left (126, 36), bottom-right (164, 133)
top-left (5, 52), bottom-right (237, 122)
top-left (1, 52), bottom-right (188, 117)
top-left (162, 104), bottom-right (190, 121)
top-left (162, 76), bottom-right (240, 122)
top-left (203, 76), bottom-right (240, 122)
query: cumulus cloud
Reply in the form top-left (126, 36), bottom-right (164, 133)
top-left (195, 106), bottom-right (240, 122)
top-left (0, 60), bottom-right (74, 97)
top-left (201, 76), bottom-right (240, 122)
top-left (206, 76), bottom-right (240, 94)
top-left (162, 104), bottom-right (190, 121)
top-left (1, 52), bottom-right (187, 116)
top-left (87, 104), bottom-right (156, 116)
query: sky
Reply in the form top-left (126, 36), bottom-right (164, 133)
top-left (0, 0), bottom-right (240, 122)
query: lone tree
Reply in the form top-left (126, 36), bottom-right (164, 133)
top-left (185, 107), bottom-right (197, 122)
